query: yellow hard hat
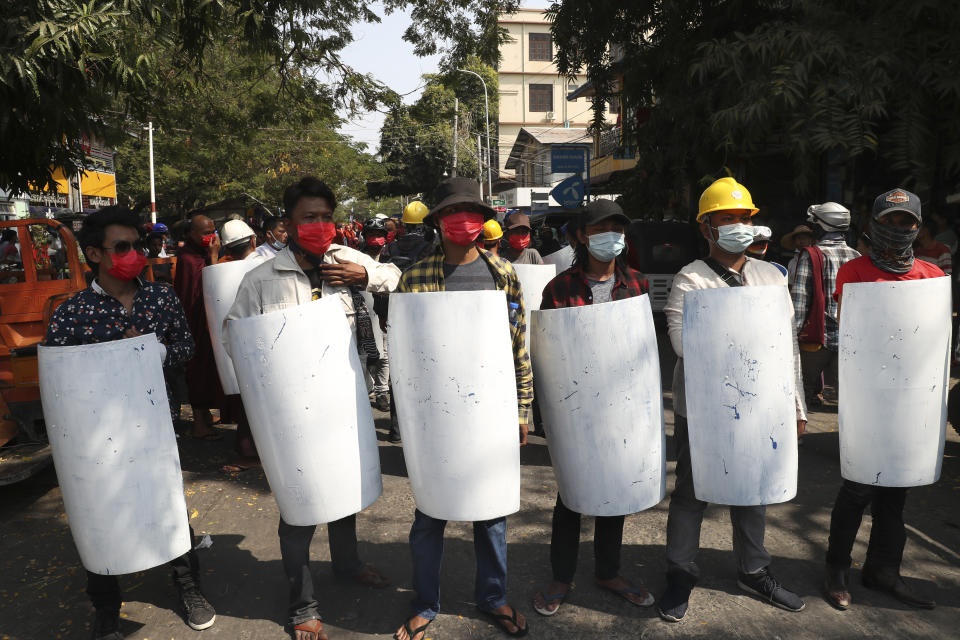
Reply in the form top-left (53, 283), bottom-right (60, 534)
top-left (697, 177), bottom-right (759, 221)
top-left (402, 201), bottom-right (429, 225)
top-left (482, 219), bottom-right (503, 242)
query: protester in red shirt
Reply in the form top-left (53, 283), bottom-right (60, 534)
top-left (913, 219), bottom-right (952, 274)
top-left (824, 187), bottom-right (941, 612)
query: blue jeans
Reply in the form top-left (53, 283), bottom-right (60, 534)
top-left (409, 509), bottom-right (508, 620)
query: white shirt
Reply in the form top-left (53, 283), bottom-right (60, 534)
top-left (664, 257), bottom-right (807, 421)
top-left (254, 242), bottom-right (280, 260)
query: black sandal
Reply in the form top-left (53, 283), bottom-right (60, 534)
top-left (479, 605), bottom-right (529, 637)
top-left (394, 617), bottom-right (432, 640)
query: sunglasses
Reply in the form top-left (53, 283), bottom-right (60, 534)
top-left (101, 240), bottom-right (146, 254)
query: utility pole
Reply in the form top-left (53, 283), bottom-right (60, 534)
top-left (452, 98), bottom-right (459, 177)
top-left (145, 121), bottom-right (157, 223)
top-left (477, 135), bottom-right (483, 184)
top-left (457, 69), bottom-right (493, 201)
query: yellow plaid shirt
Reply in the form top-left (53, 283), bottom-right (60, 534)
top-left (398, 247), bottom-right (534, 424)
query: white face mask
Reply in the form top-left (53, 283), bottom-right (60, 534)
top-left (712, 223), bottom-right (754, 254)
top-left (586, 231), bottom-right (626, 262)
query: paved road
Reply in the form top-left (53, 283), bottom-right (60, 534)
top-left (2, 345), bottom-right (959, 639)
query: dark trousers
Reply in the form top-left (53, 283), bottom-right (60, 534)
top-left (826, 480), bottom-right (908, 571)
top-left (800, 348), bottom-right (838, 404)
top-left (409, 509), bottom-right (508, 620)
top-left (279, 514), bottom-right (363, 625)
top-left (550, 494), bottom-right (624, 584)
top-left (86, 526), bottom-right (200, 611)
top-left (665, 416), bottom-right (771, 580)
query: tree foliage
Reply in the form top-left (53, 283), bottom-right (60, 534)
top-left (549, 0), bottom-right (960, 214)
top-left (114, 37), bottom-right (383, 217)
top-left (376, 56), bottom-right (497, 196)
top-left (2, 0), bottom-right (515, 194)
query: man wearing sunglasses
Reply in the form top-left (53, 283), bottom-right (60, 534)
top-left (45, 205), bottom-right (217, 639)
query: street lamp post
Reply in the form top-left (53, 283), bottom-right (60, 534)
top-left (457, 69), bottom-right (493, 202)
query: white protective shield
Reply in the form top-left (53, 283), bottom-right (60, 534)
top-left (543, 246), bottom-right (574, 272)
top-left (228, 296), bottom-right (382, 525)
top-left (38, 336), bottom-right (190, 575)
top-left (531, 295), bottom-right (665, 516)
top-left (512, 263), bottom-right (557, 350)
top-left (202, 259), bottom-right (262, 395)
top-left (682, 286), bottom-right (798, 505)
top-left (390, 291), bottom-right (521, 521)
top-left (838, 277), bottom-right (950, 486)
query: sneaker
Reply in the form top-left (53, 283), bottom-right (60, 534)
top-left (375, 394), bottom-right (391, 413)
top-left (91, 608), bottom-right (122, 640)
top-left (658, 573), bottom-right (696, 622)
top-left (178, 583), bottom-right (216, 630)
top-left (737, 568), bottom-right (805, 612)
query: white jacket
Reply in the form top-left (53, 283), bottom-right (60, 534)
top-left (222, 244), bottom-right (400, 356)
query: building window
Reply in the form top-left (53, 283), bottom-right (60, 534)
top-left (529, 84), bottom-right (553, 113)
top-left (529, 33), bottom-right (552, 61)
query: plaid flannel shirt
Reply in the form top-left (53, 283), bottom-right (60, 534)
top-left (398, 247), bottom-right (534, 424)
top-left (541, 262), bottom-right (648, 309)
top-left (789, 236), bottom-right (860, 350)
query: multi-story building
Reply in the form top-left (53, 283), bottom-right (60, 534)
top-left (496, 8), bottom-right (616, 184)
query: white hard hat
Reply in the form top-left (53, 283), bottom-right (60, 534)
top-left (752, 225), bottom-right (773, 242)
top-left (221, 219), bottom-right (256, 248)
top-left (374, 213), bottom-right (390, 220)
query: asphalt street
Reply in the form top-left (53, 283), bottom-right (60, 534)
top-left (2, 338), bottom-right (958, 640)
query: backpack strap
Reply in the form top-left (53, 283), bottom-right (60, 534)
top-left (703, 257), bottom-right (744, 287)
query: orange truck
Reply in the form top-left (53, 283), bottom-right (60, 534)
top-left (0, 218), bottom-right (176, 484)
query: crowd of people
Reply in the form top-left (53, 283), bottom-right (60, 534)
top-left (39, 174), bottom-right (950, 640)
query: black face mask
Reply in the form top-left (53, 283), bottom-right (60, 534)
top-left (869, 218), bottom-right (919, 274)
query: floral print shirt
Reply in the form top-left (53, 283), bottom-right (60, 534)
top-left (45, 279), bottom-right (195, 367)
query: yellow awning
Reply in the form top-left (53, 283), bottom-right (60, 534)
top-left (80, 171), bottom-right (117, 199)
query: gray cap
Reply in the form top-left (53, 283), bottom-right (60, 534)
top-left (873, 188), bottom-right (921, 222)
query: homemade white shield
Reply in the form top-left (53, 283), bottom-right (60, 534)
top-left (390, 291), bottom-right (521, 521)
top-left (531, 295), bottom-right (665, 515)
top-left (38, 336), bottom-right (190, 575)
top-left (203, 259), bottom-right (262, 395)
top-left (512, 263), bottom-right (557, 350)
top-left (838, 277), bottom-right (950, 486)
top-left (682, 286), bottom-right (798, 505)
top-left (543, 246), bottom-right (574, 272)
top-left (228, 296), bottom-right (382, 525)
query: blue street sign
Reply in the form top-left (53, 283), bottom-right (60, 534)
top-left (551, 175), bottom-right (585, 210)
top-left (551, 146), bottom-right (586, 174)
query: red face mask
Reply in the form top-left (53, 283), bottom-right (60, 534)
top-left (200, 233), bottom-right (216, 248)
top-left (508, 233), bottom-right (531, 251)
top-left (106, 249), bottom-right (147, 281)
top-left (386, 231), bottom-right (397, 243)
top-left (367, 236), bottom-right (387, 248)
top-left (440, 212), bottom-right (485, 246)
top-left (297, 221), bottom-right (337, 255)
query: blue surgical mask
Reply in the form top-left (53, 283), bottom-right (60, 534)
top-left (269, 240), bottom-right (287, 251)
top-left (713, 223), bottom-right (754, 254)
top-left (586, 231), bottom-right (626, 262)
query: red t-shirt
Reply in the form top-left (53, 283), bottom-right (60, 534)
top-left (834, 255), bottom-right (945, 301)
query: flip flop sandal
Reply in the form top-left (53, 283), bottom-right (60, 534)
top-left (598, 581), bottom-right (655, 607)
top-left (394, 617), bottom-right (431, 640)
top-left (292, 619), bottom-right (328, 640)
top-left (533, 590), bottom-right (566, 616)
top-left (479, 605), bottom-right (529, 637)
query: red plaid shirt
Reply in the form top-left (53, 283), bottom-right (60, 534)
top-left (541, 262), bottom-right (648, 309)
